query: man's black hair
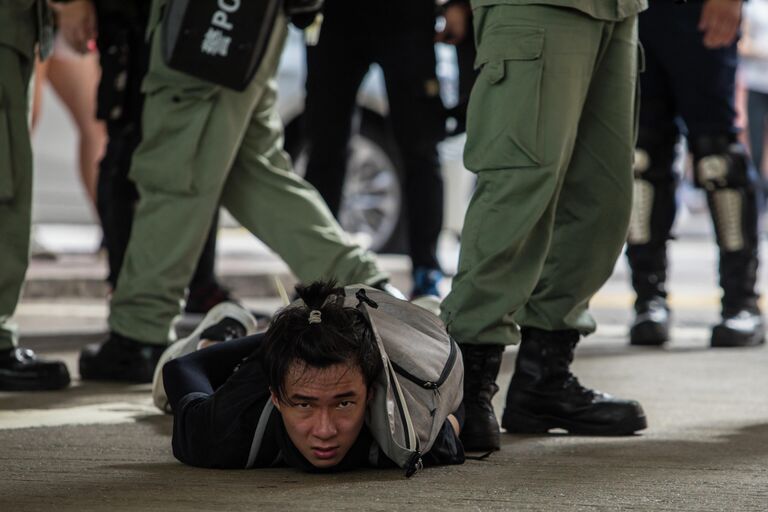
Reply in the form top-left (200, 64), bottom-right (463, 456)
top-left (261, 280), bottom-right (382, 404)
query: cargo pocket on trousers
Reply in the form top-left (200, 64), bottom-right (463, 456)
top-left (0, 86), bottom-right (15, 202)
top-left (464, 25), bottom-right (544, 172)
top-left (129, 84), bottom-right (217, 195)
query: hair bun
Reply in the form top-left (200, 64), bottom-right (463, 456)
top-left (294, 280), bottom-right (346, 310)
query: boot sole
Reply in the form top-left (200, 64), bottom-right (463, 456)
top-left (629, 322), bottom-right (669, 346)
top-left (501, 408), bottom-right (648, 435)
top-left (0, 369), bottom-right (70, 391)
top-left (460, 432), bottom-right (501, 452)
top-left (711, 326), bottom-right (766, 348)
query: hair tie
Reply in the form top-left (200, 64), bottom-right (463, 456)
top-left (308, 310), bottom-right (322, 324)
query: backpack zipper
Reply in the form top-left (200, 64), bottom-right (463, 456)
top-left (390, 337), bottom-right (458, 390)
top-left (387, 365), bottom-right (415, 451)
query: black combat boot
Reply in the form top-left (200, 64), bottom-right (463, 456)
top-left (625, 146), bottom-right (676, 347)
top-left (0, 348), bottom-right (70, 391)
top-left (710, 237), bottom-right (764, 347)
top-left (502, 327), bottom-right (647, 435)
top-left (630, 295), bottom-right (670, 346)
top-left (459, 344), bottom-right (504, 451)
top-left (712, 250), bottom-right (764, 347)
top-left (79, 332), bottom-right (166, 383)
top-left (712, 308), bottom-right (765, 347)
top-left (696, 136), bottom-right (765, 347)
top-left (626, 251), bottom-right (672, 346)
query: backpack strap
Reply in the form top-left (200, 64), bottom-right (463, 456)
top-left (245, 400), bottom-right (275, 469)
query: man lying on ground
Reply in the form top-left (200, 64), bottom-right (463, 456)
top-left (154, 281), bottom-right (465, 472)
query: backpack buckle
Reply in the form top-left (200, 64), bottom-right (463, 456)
top-left (355, 289), bottom-right (379, 309)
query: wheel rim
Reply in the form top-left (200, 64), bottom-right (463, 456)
top-left (294, 134), bottom-right (401, 251)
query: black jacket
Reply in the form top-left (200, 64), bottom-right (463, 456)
top-left (166, 337), bottom-right (465, 471)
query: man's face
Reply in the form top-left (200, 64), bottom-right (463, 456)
top-left (272, 362), bottom-right (371, 469)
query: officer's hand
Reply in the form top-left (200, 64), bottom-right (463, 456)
top-left (52, 0), bottom-right (97, 54)
top-left (699, 0), bottom-right (743, 49)
top-left (436, 2), bottom-right (471, 46)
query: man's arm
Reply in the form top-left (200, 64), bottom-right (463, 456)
top-left (164, 336), bottom-right (274, 469)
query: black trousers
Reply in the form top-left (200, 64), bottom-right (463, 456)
top-left (626, 1), bottom-right (760, 311)
top-left (302, 18), bottom-right (445, 270)
top-left (96, 15), bottom-right (219, 291)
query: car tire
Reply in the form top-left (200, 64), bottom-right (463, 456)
top-left (283, 110), bottom-right (407, 253)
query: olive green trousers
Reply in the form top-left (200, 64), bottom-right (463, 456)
top-left (109, 16), bottom-right (385, 344)
top-left (441, 4), bottom-right (640, 345)
top-left (0, 43), bottom-right (34, 350)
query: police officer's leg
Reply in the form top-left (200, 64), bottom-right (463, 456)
top-left (97, 123), bottom-right (140, 288)
top-left (691, 135), bottom-right (764, 346)
top-left (91, 16), bottom-right (272, 382)
top-left (746, 89), bottom-right (768, 184)
top-left (441, 6), bottom-right (643, 449)
top-left (0, 43), bottom-right (69, 390)
top-left (671, 23), bottom-right (764, 347)
top-left (95, 77), bottom-right (238, 381)
top-left (184, 211), bottom-right (230, 314)
top-left (95, 17), bottom-right (226, 310)
top-left (221, 78), bottom-right (387, 287)
top-left (95, 18), bottom-right (145, 289)
top-left (302, 19), bottom-right (371, 215)
top-left (503, 13), bottom-right (645, 435)
top-left (624, 37), bottom-right (679, 346)
top-left (626, 133), bottom-right (679, 346)
top-left (377, 27), bottom-right (445, 297)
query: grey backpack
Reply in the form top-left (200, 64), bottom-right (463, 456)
top-left (246, 285), bottom-right (463, 476)
top-left (345, 285), bottom-right (464, 477)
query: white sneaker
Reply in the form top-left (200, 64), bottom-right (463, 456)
top-left (152, 302), bottom-right (259, 413)
top-left (411, 295), bottom-right (442, 317)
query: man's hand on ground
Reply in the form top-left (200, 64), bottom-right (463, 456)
top-left (699, 0), bottom-right (743, 49)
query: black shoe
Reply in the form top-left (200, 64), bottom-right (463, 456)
top-left (459, 344), bottom-right (504, 451)
top-left (630, 297), bottom-right (670, 346)
top-left (502, 327), bottom-right (647, 435)
top-left (0, 348), bottom-right (70, 391)
top-left (411, 267), bottom-right (444, 298)
top-left (79, 333), bottom-right (166, 383)
top-left (711, 309), bottom-right (765, 347)
top-left (185, 282), bottom-right (233, 315)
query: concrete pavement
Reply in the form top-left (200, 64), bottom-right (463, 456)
top-left (2, 224), bottom-right (768, 511)
top-left (1, 320), bottom-right (766, 511)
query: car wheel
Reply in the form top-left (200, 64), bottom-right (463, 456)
top-left (284, 113), bottom-right (404, 253)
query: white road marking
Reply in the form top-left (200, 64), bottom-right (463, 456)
top-left (595, 323), bottom-right (710, 341)
top-left (0, 401), bottom-right (160, 430)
